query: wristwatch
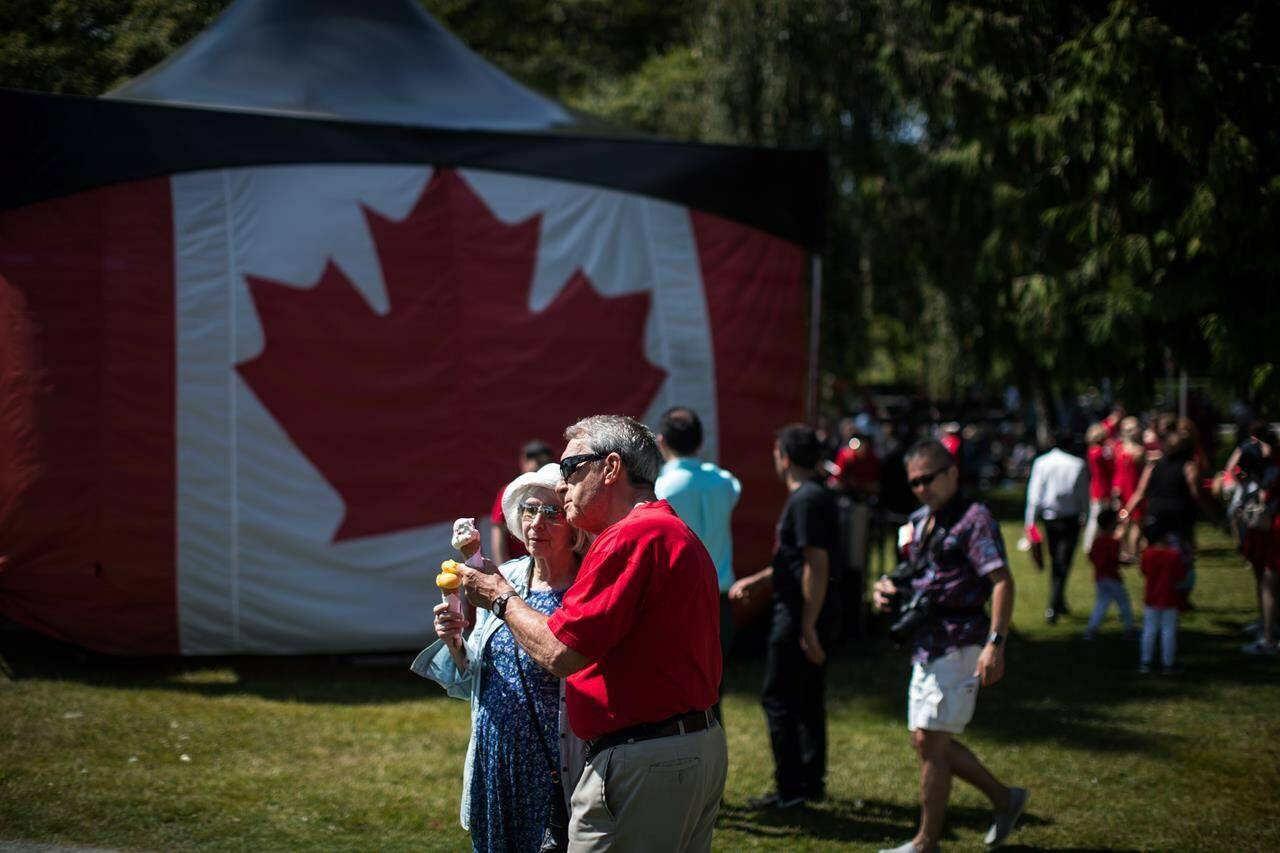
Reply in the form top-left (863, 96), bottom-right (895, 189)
top-left (492, 591), bottom-right (517, 621)
top-left (986, 632), bottom-right (1005, 648)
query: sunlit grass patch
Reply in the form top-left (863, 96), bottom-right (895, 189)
top-left (1, 521), bottom-right (1277, 851)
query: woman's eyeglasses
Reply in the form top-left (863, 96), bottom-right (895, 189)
top-left (520, 503), bottom-right (566, 522)
top-left (908, 465), bottom-right (953, 489)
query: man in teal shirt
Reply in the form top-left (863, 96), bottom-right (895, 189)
top-left (655, 406), bottom-right (742, 724)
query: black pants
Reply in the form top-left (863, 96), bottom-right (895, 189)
top-left (762, 635), bottom-right (826, 800)
top-left (1044, 518), bottom-right (1082, 612)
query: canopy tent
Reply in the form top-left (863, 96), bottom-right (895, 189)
top-left (105, 0), bottom-right (602, 130)
top-left (0, 0), bottom-right (826, 655)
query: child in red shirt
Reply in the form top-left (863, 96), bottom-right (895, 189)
top-left (1140, 521), bottom-right (1189, 673)
top-left (1084, 510), bottom-right (1134, 639)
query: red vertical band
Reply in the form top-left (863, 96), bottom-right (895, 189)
top-left (693, 210), bottom-right (808, 589)
top-left (0, 178), bottom-right (177, 654)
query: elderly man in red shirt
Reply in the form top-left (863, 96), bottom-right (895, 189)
top-left (462, 414), bottom-right (726, 852)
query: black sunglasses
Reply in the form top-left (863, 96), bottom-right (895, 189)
top-left (908, 465), bottom-right (953, 489)
top-left (559, 452), bottom-right (606, 481)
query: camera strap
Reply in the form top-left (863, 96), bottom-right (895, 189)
top-left (910, 495), bottom-right (975, 574)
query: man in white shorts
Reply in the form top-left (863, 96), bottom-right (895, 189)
top-left (874, 439), bottom-right (1029, 852)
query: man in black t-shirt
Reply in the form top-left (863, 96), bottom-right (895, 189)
top-left (731, 423), bottom-right (841, 809)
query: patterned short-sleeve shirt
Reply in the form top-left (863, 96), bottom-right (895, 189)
top-left (905, 499), bottom-right (1008, 664)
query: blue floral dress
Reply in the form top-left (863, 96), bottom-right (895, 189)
top-left (468, 588), bottom-right (564, 853)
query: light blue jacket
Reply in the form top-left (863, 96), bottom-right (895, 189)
top-left (410, 557), bottom-right (586, 831)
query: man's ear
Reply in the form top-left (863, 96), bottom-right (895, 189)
top-left (602, 452), bottom-right (624, 485)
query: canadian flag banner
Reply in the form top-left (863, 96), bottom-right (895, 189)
top-left (0, 165), bottom-right (807, 655)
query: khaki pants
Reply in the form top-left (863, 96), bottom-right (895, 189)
top-left (568, 722), bottom-right (727, 853)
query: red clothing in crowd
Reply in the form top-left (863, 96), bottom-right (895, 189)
top-left (490, 487), bottom-right (527, 559)
top-left (1089, 535), bottom-right (1122, 582)
top-left (1141, 545), bottom-right (1188, 608)
top-left (547, 500), bottom-right (721, 741)
top-left (1086, 444), bottom-right (1114, 502)
top-left (1112, 442), bottom-right (1144, 506)
top-left (941, 433), bottom-right (961, 459)
top-left (834, 442), bottom-right (881, 494)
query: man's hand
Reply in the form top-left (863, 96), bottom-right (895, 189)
top-left (460, 565), bottom-right (513, 610)
top-left (975, 642), bottom-right (1005, 686)
top-left (872, 576), bottom-right (897, 613)
top-left (800, 626), bottom-right (826, 666)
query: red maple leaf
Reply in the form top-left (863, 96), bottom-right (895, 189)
top-left (236, 169), bottom-right (666, 541)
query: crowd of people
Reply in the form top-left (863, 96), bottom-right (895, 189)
top-left (407, 400), bottom-right (1276, 853)
top-left (1018, 407), bottom-right (1279, 669)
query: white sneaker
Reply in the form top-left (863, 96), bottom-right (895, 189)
top-left (985, 786), bottom-right (1029, 846)
top-left (1242, 639), bottom-right (1278, 655)
top-left (877, 842), bottom-right (934, 853)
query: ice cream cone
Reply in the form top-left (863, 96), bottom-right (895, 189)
top-left (451, 517), bottom-right (483, 567)
top-left (437, 570), bottom-right (463, 618)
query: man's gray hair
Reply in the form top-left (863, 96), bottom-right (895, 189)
top-left (564, 414), bottom-right (661, 486)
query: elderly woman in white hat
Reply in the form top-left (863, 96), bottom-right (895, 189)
top-left (412, 463), bottom-right (588, 853)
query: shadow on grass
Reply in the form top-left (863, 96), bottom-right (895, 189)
top-left (725, 608), bottom-right (1278, 761)
top-left (0, 626), bottom-right (427, 705)
top-left (717, 796), bottom-right (1052, 846)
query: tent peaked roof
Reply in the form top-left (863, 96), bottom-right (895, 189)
top-left (105, 0), bottom-right (599, 132)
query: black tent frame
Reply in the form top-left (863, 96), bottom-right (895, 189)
top-left (0, 89), bottom-right (826, 253)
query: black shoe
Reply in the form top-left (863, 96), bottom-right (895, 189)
top-left (746, 791), bottom-right (806, 810)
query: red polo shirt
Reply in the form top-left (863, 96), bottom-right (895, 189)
top-left (547, 500), bottom-right (721, 741)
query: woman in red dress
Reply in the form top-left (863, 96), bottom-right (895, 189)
top-left (1113, 417), bottom-right (1146, 561)
top-left (1083, 422), bottom-right (1115, 551)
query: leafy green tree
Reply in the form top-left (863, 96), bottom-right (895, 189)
top-left (1031, 2), bottom-right (1280, 406)
top-left (0, 0), bottom-right (225, 94)
top-left (679, 0), bottom-right (1280, 412)
top-left (5, 0), bottom-right (1277, 411)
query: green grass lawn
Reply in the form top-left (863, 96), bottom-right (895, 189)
top-left (3, 520), bottom-right (1278, 852)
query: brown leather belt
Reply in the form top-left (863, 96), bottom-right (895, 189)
top-left (586, 709), bottom-right (715, 760)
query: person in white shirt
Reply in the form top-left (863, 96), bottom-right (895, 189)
top-left (1024, 431), bottom-right (1089, 623)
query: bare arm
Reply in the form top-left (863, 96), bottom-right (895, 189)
top-left (799, 546), bottom-right (829, 665)
top-left (1214, 447), bottom-right (1243, 498)
top-left (728, 566), bottom-right (773, 604)
top-left (459, 566), bottom-right (589, 678)
top-left (976, 566), bottom-right (1013, 686)
top-left (503, 599), bottom-right (590, 678)
top-left (1186, 459), bottom-right (1216, 517)
top-left (1123, 465), bottom-right (1153, 516)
